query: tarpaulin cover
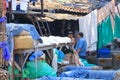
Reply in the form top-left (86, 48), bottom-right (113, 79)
top-left (37, 76), bottom-right (80, 80)
top-left (114, 14), bottom-right (120, 38)
top-left (29, 50), bottom-right (44, 61)
top-left (60, 69), bottom-right (117, 80)
top-left (37, 76), bottom-right (105, 80)
top-left (54, 48), bottom-right (65, 62)
top-left (26, 60), bottom-right (57, 79)
top-left (65, 66), bottom-right (92, 71)
top-left (89, 70), bottom-right (116, 80)
top-left (97, 15), bottom-right (114, 49)
top-left (60, 70), bottom-right (89, 78)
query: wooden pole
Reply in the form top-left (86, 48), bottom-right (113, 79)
top-left (0, 0), bottom-right (7, 79)
top-left (41, 0), bottom-right (44, 17)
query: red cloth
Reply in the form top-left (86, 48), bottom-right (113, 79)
top-left (3, 0), bottom-right (6, 14)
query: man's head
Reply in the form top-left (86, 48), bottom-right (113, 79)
top-left (68, 31), bottom-right (73, 38)
top-left (78, 32), bottom-right (84, 38)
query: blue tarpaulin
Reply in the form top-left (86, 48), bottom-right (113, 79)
top-left (89, 70), bottom-right (116, 80)
top-left (60, 70), bottom-right (89, 78)
top-left (37, 76), bottom-right (105, 80)
top-left (65, 66), bottom-right (92, 71)
top-left (29, 50), bottom-right (44, 61)
top-left (60, 69), bottom-right (117, 80)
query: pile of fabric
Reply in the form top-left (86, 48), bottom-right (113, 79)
top-left (39, 36), bottom-right (71, 46)
top-left (6, 23), bottom-right (42, 52)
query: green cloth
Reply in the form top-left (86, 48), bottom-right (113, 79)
top-left (97, 15), bottom-right (114, 49)
top-left (26, 60), bottom-right (57, 79)
top-left (114, 14), bottom-right (120, 38)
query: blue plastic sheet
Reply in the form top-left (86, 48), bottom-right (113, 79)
top-left (37, 76), bottom-right (80, 80)
top-left (6, 23), bottom-right (41, 40)
top-left (60, 70), bottom-right (89, 78)
top-left (54, 48), bottom-right (65, 62)
top-left (29, 50), bottom-right (44, 61)
top-left (60, 69), bottom-right (116, 80)
top-left (65, 66), bottom-right (92, 71)
top-left (89, 70), bottom-right (116, 80)
top-left (0, 42), bottom-right (10, 61)
top-left (37, 76), bottom-right (105, 80)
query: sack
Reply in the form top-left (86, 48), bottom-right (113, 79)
top-left (26, 60), bottom-right (57, 79)
top-left (18, 30), bottom-right (30, 36)
top-left (14, 36), bottom-right (34, 49)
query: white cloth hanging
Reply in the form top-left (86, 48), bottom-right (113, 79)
top-left (12, 0), bottom-right (17, 10)
top-left (79, 9), bottom-right (97, 51)
top-left (52, 49), bottom-right (58, 72)
top-left (20, 0), bottom-right (29, 11)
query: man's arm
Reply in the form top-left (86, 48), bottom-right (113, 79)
top-left (76, 48), bottom-right (81, 54)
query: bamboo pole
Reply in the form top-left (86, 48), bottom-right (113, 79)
top-left (0, 0), bottom-right (8, 79)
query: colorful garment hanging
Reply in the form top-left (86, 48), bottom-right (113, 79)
top-left (0, 42), bottom-right (10, 61)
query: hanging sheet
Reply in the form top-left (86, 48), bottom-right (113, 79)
top-left (114, 14), bottom-right (120, 38)
top-left (20, 0), bottom-right (29, 11)
top-left (79, 9), bottom-right (97, 51)
top-left (97, 15), bottom-right (114, 49)
top-left (12, 0), bottom-right (17, 10)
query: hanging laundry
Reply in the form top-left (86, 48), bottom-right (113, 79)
top-left (20, 0), bottom-right (29, 11)
top-left (97, 15), bottom-right (114, 49)
top-left (3, 0), bottom-right (7, 14)
top-left (12, 0), bottom-right (17, 10)
top-left (79, 9), bottom-right (97, 51)
top-left (0, 42), bottom-right (10, 61)
top-left (114, 14), bottom-right (120, 38)
top-left (52, 48), bottom-right (58, 72)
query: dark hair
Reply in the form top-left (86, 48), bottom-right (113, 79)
top-left (68, 31), bottom-right (73, 34)
top-left (79, 32), bottom-right (83, 37)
